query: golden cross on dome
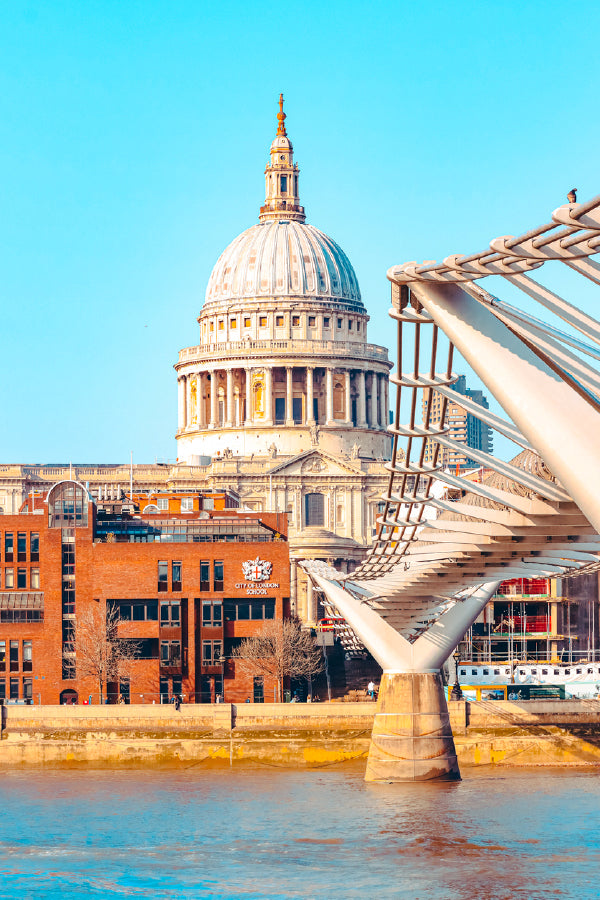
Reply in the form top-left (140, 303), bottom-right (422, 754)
top-left (276, 93), bottom-right (287, 136)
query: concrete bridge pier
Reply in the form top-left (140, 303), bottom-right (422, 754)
top-left (365, 671), bottom-right (460, 782)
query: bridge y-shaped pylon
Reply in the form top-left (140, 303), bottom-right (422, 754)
top-left (302, 194), bottom-right (600, 782)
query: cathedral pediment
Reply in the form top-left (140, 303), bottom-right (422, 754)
top-left (267, 450), bottom-right (362, 478)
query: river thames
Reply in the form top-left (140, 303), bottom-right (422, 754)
top-left (0, 764), bottom-right (598, 899)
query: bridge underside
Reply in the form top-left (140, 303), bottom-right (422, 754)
top-left (303, 194), bottom-right (600, 781)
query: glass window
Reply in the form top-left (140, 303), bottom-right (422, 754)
top-left (292, 315), bottom-right (300, 327)
top-left (250, 601), bottom-right (264, 620)
top-left (280, 174), bottom-right (287, 193)
top-left (202, 600), bottom-right (212, 625)
top-left (48, 482), bottom-right (88, 528)
top-left (244, 317), bottom-right (251, 328)
top-left (172, 562), bottom-right (182, 591)
top-left (337, 318), bottom-right (342, 328)
top-left (230, 318), bottom-right (237, 328)
top-left (200, 561), bottom-right (210, 591)
top-left (213, 601), bottom-right (222, 627)
top-left (214, 561), bottom-right (224, 591)
top-left (23, 641), bottom-right (32, 673)
top-left (5, 533), bottom-right (13, 562)
top-left (181, 498), bottom-right (193, 512)
top-left (160, 640), bottom-right (181, 667)
top-left (119, 602), bottom-right (132, 621)
top-left (237, 601), bottom-right (250, 621)
top-left (305, 493), bottom-right (324, 527)
top-left (158, 561), bottom-right (168, 592)
top-left (0, 641), bottom-right (5, 672)
top-left (218, 319), bottom-right (224, 330)
top-left (17, 533), bottom-right (27, 561)
top-left (308, 316), bottom-right (316, 327)
top-left (5, 568), bottom-right (14, 589)
top-left (275, 315), bottom-right (284, 327)
top-left (264, 599), bottom-right (275, 619)
top-left (10, 641), bottom-right (19, 672)
top-left (23, 677), bottom-right (32, 702)
top-left (323, 317), bottom-right (330, 328)
top-left (157, 497), bottom-right (169, 511)
top-left (132, 603), bottom-right (145, 621)
top-left (202, 641), bottom-right (212, 663)
top-left (0, 680), bottom-right (5, 700)
top-left (259, 316), bottom-right (267, 327)
top-left (31, 568), bottom-right (40, 589)
top-left (9, 677), bottom-right (18, 699)
top-left (17, 569), bottom-right (27, 589)
top-left (348, 320), bottom-right (353, 330)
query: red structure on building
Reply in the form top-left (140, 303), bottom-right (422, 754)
top-left (0, 481), bottom-right (289, 704)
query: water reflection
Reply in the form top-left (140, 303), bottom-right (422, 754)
top-left (0, 765), bottom-right (598, 898)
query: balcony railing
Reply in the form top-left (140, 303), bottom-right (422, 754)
top-left (177, 338), bottom-right (389, 365)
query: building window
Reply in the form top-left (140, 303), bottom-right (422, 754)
top-left (158, 561), bottom-right (168, 592)
top-left (172, 562), bottom-right (182, 592)
top-left (337, 318), bottom-right (342, 329)
top-left (22, 641), bottom-right (32, 673)
top-left (200, 561), bottom-right (210, 592)
top-left (305, 493), bottom-right (324, 527)
top-left (253, 676), bottom-right (264, 703)
top-left (336, 503), bottom-right (345, 526)
top-left (202, 640), bottom-right (222, 664)
top-left (323, 317), bottom-right (330, 328)
top-left (160, 601), bottom-right (181, 627)
top-left (181, 497), bottom-right (193, 512)
top-left (244, 317), bottom-right (251, 328)
top-left (5, 569), bottom-right (14, 589)
top-left (223, 599), bottom-right (275, 621)
top-left (17, 533), bottom-right (27, 562)
top-left (0, 680), bottom-right (5, 700)
top-left (292, 315), bottom-right (300, 327)
top-left (17, 569), bottom-right (27, 589)
top-left (31, 568), bottom-right (40, 589)
top-left (0, 641), bottom-right (5, 671)
top-left (356, 321), bottom-right (361, 332)
top-left (160, 640), bottom-right (181, 667)
top-left (280, 174), bottom-right (287, 193)
top-left (259, 315), bottom-right (267, 328)
top-left (156, 497), bottom-right (169, 511)
top-left (348, 320), bottom-right (353, 330)
top-left (308, 315), bottom-right (316, 327)
top-left (209, 321), bottom-right (214, 332)
top-left (30, 533), bottom-right (39, 562)
top-left (230, 317), bottom-right (237, 328)
top-left (5, 533), bottom-right (13, 562)
top-left (23, 677), bottom-right (32, 702)
top-left (275, 315), bottom-right (284, 327)
top-left (115, 600), bottom-right (158, 622)
top-left (214, 561), bottom-right (224, 592)
top-left (218, 319), bottom-right (224, 330)
top-left (47, 482), bottom-right (88, 528)
top-left (9, 678), bottom-right (18, 700)
top-left (10, 641), bottom-right (19, 672)
top-left (202, 600), bottom-right (223, 627)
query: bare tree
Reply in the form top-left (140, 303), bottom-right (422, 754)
top-left (230, 618), bottom-right (323, 701)
top-left (76, 603), bottom-right (139, 703)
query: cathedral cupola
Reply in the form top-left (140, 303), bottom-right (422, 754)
top-left (259, 94), bottom-right (305, 223)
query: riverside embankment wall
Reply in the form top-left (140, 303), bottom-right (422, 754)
top-left (2, 701), bottom-right (600, 768)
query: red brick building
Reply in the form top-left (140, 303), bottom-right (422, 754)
top-left (0, 481), bottom-right (289, 704)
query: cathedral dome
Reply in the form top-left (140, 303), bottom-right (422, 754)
top-left (204, 220), bottom-right (363, 306)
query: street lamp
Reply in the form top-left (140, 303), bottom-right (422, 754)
top-left (450, 647), bottom-right (463, 701)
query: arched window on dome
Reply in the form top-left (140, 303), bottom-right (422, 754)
top-left (305, 493), bottom-right (324, 528)
top-left (333, 381), bottom-right (345, 419)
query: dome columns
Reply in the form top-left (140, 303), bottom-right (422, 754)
top-left (178, 364), bottom-right (389, 433)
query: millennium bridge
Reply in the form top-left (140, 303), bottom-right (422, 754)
top-left (302, 193), bottom-right (600, 782)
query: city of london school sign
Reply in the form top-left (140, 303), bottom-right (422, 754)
top-left (236, 557), bottom-right (280, 595)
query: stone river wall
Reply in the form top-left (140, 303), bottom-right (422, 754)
top-left (2, 700), bottom-right (600, 768)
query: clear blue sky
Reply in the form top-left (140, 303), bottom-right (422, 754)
top-left (2, 0), bottom-right (598, 463)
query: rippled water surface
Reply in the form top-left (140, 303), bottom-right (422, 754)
top-left (0, 763), bottom-right (599, 898)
